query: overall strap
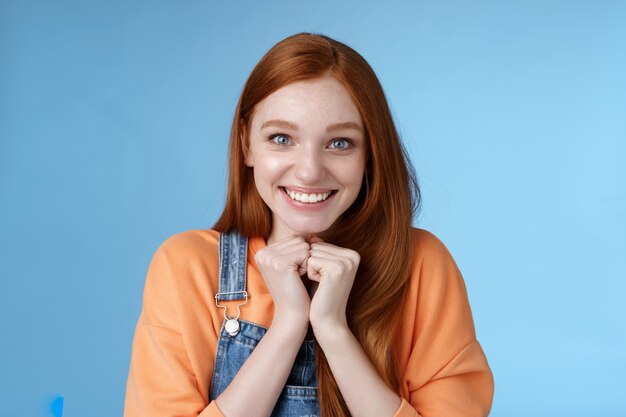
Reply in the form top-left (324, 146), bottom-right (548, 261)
top-left (216, 231), bottom-right (248, 301)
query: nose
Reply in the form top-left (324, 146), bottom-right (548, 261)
top-left (294, 144), bottom-right (326, 184)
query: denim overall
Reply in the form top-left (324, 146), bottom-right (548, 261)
top-left (209, 231), bottom-right (320, 416)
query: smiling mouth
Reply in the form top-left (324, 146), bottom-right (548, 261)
top-left (281, 187), bottom-right (335, 203)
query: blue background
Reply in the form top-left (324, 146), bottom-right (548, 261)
top-left (1, 1), bottom-right (625, 416)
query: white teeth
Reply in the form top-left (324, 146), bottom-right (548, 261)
top-left (285, 188), bottom-right (331, 203)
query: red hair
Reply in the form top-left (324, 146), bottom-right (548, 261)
top-left (214, 32), bottom-right (421, 416)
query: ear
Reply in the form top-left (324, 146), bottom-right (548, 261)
top-left (241, 125), bottom-right (254, 167)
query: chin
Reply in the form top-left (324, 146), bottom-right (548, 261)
top-left (287, 221), bottom-right (333, 237)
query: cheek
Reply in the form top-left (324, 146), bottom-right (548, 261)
top-left (252, 154), bottom-right (287, 188)
top-left (338, 159), bottom-right (366, 187)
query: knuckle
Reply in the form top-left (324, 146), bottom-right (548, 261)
top-left (255, 252), bottom-right (265, 264)
top-left (269, 258), bottom-right (283, 270)
top-left (350, 251), bottom-right (361, 264)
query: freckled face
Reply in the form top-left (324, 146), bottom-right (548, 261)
top-left (243, 75), bottom-right (367, 244)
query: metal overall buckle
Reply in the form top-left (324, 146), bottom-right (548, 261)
top-left (214, 291), bottom-right (248, 336)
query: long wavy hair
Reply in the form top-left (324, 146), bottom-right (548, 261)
top-left (214, 32), bottom-right (421, 416)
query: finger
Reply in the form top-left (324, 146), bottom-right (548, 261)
top-left (307, 272), bottom-right (321, 283)
top-left (309, 248), bottom-right (344, 260)
top-left (279, 243), bottom-right (310, 275)
top-left (309, 235), bottom-right (324, 244)
top-left (310, 245), bottom-right (360, 264)
top-left (257, 241), bottom-right (310, 272)
top-left (285, 247), bottom-right (310, 273)
top-left (309, 241), bottom-right (346, 255)
top-left (297, 254), bottom-right (309, 276)
top-left (271, 238), bottom-right (310, 257)
top-left (306, 256), bottom-right (326, 281)
top-left (271, 235), bottom-right (308, 251)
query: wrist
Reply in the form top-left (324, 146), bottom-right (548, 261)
top-left (311, 317), bottom-right (351, 344)
top-left (271, 311), bottom-right (310, 337)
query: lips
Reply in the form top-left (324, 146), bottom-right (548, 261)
top-left (281, 187), bottom-right (336, 204)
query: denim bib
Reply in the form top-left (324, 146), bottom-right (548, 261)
top-left (209, 231), bottom-right (320, 416)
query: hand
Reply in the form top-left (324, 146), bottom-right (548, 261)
top-left (254, 236), bottom-right (311, 326)
top-left (307, 237), bottom-right (360, 333)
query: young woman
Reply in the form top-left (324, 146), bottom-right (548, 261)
top-left (124, 33), bottom-right (494, 417)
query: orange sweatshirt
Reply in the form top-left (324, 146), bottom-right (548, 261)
top-left (124, 228), bottom-right (494, 416)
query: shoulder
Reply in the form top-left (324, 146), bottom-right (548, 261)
top-left (142, 230), bottom-right (222, 304)
top-left (146, 229), bottom-right (222, 280)
top-left (410, 227), bottom-right (457, 266)
top-left (408, 227), bottom-right (467, 297)
top-left (154, 229), bottom-right (220, 261)
top-left (158, 229), bottom-right (221, 252)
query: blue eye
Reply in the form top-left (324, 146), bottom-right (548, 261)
top-left (270, 134), bottom-right (291, 145)
top-left (329, 138), bottom-right (351, 149)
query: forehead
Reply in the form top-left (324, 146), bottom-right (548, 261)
top-left (250, 75), bottom-right (363, 129)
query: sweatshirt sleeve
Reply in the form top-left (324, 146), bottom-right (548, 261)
top-left (394, 230), bottom-right (494, 417)
top-left (124, 236), bottom-right (224, 417)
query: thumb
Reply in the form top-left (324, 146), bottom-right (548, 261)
top-left (297, 254), bottom-right (309, 276)
top-left (307, 256), bottom-right (322, 282)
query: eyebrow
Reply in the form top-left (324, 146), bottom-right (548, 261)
top-left (260, 119), bottom-right (363, 134)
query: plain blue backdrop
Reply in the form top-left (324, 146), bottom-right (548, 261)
top-left (1, 1), bottom-right (625, 416)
